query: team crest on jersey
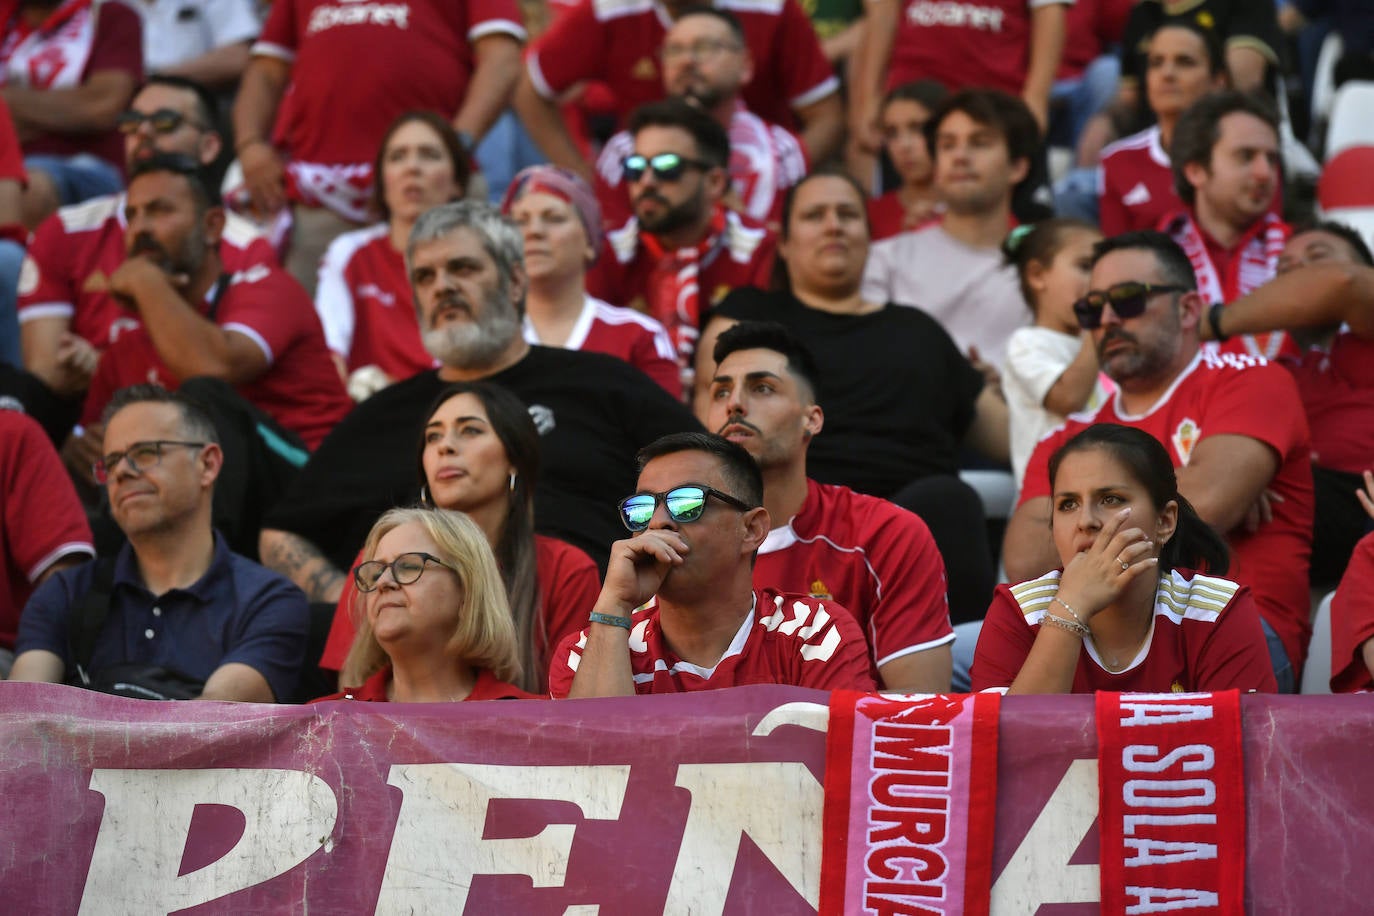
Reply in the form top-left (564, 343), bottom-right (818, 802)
top-left (808, 578), bottom-right (832, 600)
top-left (1171, 681), bottom-right (1185, 693)
top-left (710, 284), bottom-right (731, 305)
top-left (81, 270), bottom-right (109, 293)
top-left (1171, 417), bottom-right (1199, 465)
top-left (631, 57), bottom-right (658, 80)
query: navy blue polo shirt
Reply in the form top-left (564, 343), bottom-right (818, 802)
top-left (16, 533), bottom-right (309, 701)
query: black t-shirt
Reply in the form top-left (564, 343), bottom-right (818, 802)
top-left (714, 289), bottom-right (983, 498)
top-left (263, 346), bottom-right (702, 570)
top-left (1120, 0), bottom-right (1282, 89)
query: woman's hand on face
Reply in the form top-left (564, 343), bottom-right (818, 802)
top-left (1057, 507), bottom-right (1158, 619)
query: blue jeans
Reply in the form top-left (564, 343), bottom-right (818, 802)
top-left (24, 153), bottom-right (123, 207)
top-left (474, 111), bottom-right (547, 204)
top-left (0, 239), bottom-right (25, 367)
top-left (1048, 54), bottom-right (1122, 150)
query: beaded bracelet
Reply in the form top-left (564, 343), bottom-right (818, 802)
top-left (1053, 596), bottom-right (1088, 628)
top-left (588, 612), bottom-right (632, 630)
top-left (1042, 612), bottom-right (1089, 639)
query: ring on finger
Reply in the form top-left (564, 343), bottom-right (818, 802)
top-left (1117, 556), bottom-right (1129, 571)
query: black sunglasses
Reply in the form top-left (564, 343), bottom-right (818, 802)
top-left (618, 485), bottom-right (754, 532)
top-left (1072, 282), bottom-right (1187, 330)
top-left (622, 152), bottom-right (712, 183)
top-left (116, 109), bottom-right (206, 135)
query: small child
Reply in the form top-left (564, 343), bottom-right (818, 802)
top-left (1001, 218), bottom-right (1115, 492)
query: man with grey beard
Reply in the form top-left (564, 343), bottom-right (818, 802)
top-left (259, 201), bottom-right (702, 604)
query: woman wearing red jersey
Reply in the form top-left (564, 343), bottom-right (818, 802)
top-left (972, 424), bottom-right (1277, 694)
top-left (322, 381), bottom-right (601, 694)
top-left (326, 506), bottom-right (535, 703)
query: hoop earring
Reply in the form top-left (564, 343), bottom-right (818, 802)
top-left (508, 472), bottom-right (517, 493)
top-left (419, 485), bottom-right (430, 506)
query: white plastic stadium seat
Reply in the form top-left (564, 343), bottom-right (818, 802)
top-left (1325, 81), bottom-right (1374, 161)
top-left (1309, 31), bottom-right (1344, 148)
top-left (1300, 592), bottom-right (1334, 695)
top-left (959, 469), bottom-right (1017, 521)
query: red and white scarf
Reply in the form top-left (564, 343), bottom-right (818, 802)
top-left (1096, 690), bottom-right (1247, 916)
top-left (1166, 210), bottom-right (1291, 359)
top-left (821, 691), bottom-right (1000, 916)
top-left (640, 206), bottom-right (729, 390)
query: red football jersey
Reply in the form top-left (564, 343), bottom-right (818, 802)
top-left (254, 0), bottom-right (523, 218)
top-left (548, 587), bottom-right (878, 696)
top-left (82, 262), bottom-right (352, 449)
top-left (0, 0), bottom-right (142, 169)
top-left (0, 410), bottom-right (94, 649)
top-left (321, 535), bottom-right (603, 690)
top-left (587, 209), bottom-right (775, 373)
top-left (755, 479), bottom-right (953, 682)
top-left (314, 223), bottom-right (436, 381)
top-left (1331, 532), bottom-right (1374, 693)
top-left (18, 197), bottom-right (276, 349)
top-left (1098, 126), bottom-right (1178, 237)
top-left (521, 295), bottom-right (680, 398)
top-left (321, 665), bottom-right (538, 701)
top-left (1019, 351), bottom-right (1315, 674)
top-left (885, 0), bottom-right (1068, 95)
top-left (525, 0), bottom-right (837, 130)
top-left (1282, 331), bottom-right (1374, 475)
top-left (971, 568), bottom-right (1277, 693)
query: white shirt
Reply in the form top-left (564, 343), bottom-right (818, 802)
top-left (137, 0), bottom-right (261, 73)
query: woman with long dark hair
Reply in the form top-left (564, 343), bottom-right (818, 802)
top-left (972, 424), bottom-right (1276, 693)
top-left (321, 381), bottom-right (600, 694)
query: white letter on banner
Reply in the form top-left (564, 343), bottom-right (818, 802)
top-left (376, 764), bottom-right (630, 913)
top-left (665, 762), bottom-right (821, 915)
top-left (80, 768), bottom-right (337, 914)
top-left (990, 759), bottom-right (1101, 915)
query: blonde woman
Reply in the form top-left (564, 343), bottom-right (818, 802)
top-left (325, 507), bottom-right (534, 702)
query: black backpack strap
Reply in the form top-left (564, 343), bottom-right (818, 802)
top-left (68, 557), bottom-right (118, 688)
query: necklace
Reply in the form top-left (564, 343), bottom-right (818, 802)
top-left (1090, 583), bottom-right (1159, 672)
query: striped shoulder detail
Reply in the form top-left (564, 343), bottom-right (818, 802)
top-left (588, 297), bottom-right (669, 332)
top-left (1155, 571), bottom-right (1239, 624)
top-left (1100, 130), bottom-right (1155, 160)
top-left (1008, 571), bottom-right (1063, 621)
top-left (57, 194), bottom-right (121, 233)
top-left (591, 0), bottom-right (655, 21)
top-left (723, 211), bottom-right (769, 262)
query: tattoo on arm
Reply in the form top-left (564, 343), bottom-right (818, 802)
top-left (262, 530), bottom-right (346, 603)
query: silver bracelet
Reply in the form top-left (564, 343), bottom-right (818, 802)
top-left (1053, 596), bottom-right (1088, 628)
top-left (1042, 612), bottom-right (1089, 639)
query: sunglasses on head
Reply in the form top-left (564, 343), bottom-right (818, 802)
top-left (618, 485), bottom-right (753, 532)
top-left (1072, 282), bottom-right (1187, 330)
top-left (116, 108), bottom-right (205, 135)
top-left (622, 152), bottom-right (711, 183)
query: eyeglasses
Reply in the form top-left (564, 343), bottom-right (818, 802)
top-left (354, 552), bottom-right (460, 592)
top-left (622, 152), bottom-right (712, 183)
top-left (116, 109), bottom-right (207, 135)
top-left (93, 440), bottom-right (207, 484)
top-left (661, 38), bottom-right (743, 62)
top-left (618, 484), bottom-right (754, 532)
top-left (1072, 282), bottom-right (1188, 330)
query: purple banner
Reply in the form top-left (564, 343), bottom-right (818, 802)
top-left (0, 684), bottom-right (1370, 914)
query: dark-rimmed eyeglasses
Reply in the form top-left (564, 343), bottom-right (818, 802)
top-left (354, 552), bottom-right (460, 592)
top-left (93, 440), bottom-right (206, 484)
top-left (1072, 282), bottom-right (1187, 330)
top-left (622, 152), bottom-right (712, 184)
top-left (660, 38), bottom-right (744, 62)
top-left (618, 484), bottom-right (754, 532)
top-left (116, 109), bottom-right (207, 136)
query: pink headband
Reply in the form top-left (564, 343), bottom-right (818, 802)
top-left (501, 165), bottom-right (603, 264)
